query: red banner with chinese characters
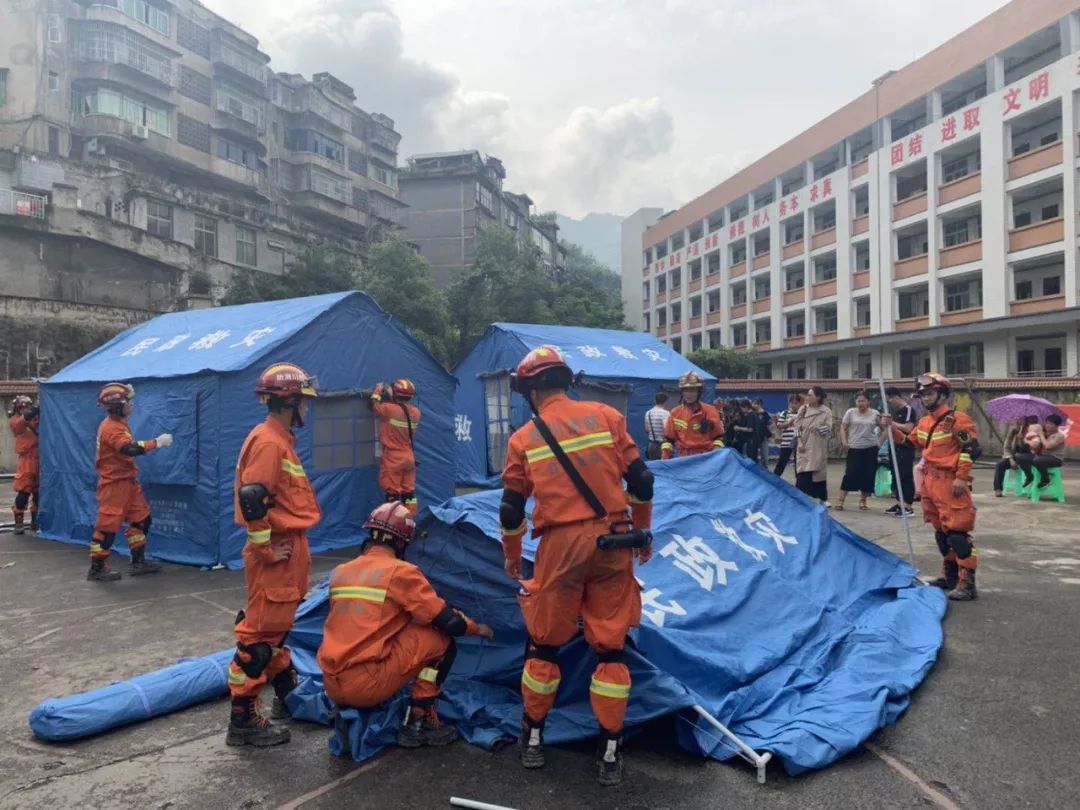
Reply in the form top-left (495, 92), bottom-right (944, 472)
top-left (1059, 404), bottom-right (1080, 447)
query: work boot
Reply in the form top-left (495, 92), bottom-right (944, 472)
top-left (928, 557), bottom-right (958, 591)
top-left (947, 568), bottom-right (977, 601)
top-left (226, 697), bottom-right (290, 747)
top-left (128, 546), bottom-right (162, 576)
top-left (270, 664), bottom-right (297, 720)
top-left (596, 731), bottom-right (624, 787)
top-left (519, 718), bottom-right (545, 769)
top-left (397, 704), bottom-right (458, 748)
top-left (30, 519), bottom-right (39, 533)
top-left (87, 558), bottom-right (122, 582)
top-left (12, 515), bottom-right (24, 535)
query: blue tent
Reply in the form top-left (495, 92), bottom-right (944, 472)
top-left (38, 292), bottom-right (456, 569)
top-left (452, 323), bottom-right (717, 487)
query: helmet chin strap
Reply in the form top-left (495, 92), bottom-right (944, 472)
top-left (290, 397), bottom-right (304, 428)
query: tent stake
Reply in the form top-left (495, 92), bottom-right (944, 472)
top-left (877, 378), bottom-right (918, 574)
top-left (691, 704), bottom-right (773, 784)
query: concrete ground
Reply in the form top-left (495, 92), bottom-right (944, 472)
top-left (1, 461), bottom-right (1079, 810)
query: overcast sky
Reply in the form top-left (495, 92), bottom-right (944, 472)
top-left (218, 0), bottom-right (1008, 218)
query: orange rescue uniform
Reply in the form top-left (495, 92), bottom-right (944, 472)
top-left (661, 401), bottom-right (725, 459)
top-left (92, 415), bottom-right (158, 559)
top-left (11, 412), bottom-right (40, 527)
top-left (317, 545), bottom-right (480, 707)
top-left (502, 393), bottom-right (647, 734)
top-left (229, 416), bottom-right (321, 699)
top-left (371, 392), bottom-right (420, 513)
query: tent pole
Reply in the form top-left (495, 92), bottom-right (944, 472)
top-left (877, 378), bottom-right (918, 573)
top-left (691, 704), bottom-right (773, 784)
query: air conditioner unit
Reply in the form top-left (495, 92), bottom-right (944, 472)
top-left (131, 124), bottom-right (149, 140)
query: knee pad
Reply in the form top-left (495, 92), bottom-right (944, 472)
top-left (947, 532), bottom-right (974, 560)
top-left (14, 491), bottom-right (31, 510)
top-left (525, 641), bottom-right (560, 663)
top-left (132, 516), bottom-right (151, 534)
top-left (234, 642), bottom-right (273, 679)
top-left (934, 530), bottom-right (950, 557)
top-left (97, 532), bottom-right (116, 551)
top-left (434, 638), bottom-right (458, 686)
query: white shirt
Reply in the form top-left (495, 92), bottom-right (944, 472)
top-left (645, 406), bottom-right (670, 443)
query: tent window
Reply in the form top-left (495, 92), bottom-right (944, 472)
top-left (576, 382), bottom-right (629, 416)
top-left (485, 374), bottom-right (512, 474)
top-left (312, 394), bottom-right (379, 472)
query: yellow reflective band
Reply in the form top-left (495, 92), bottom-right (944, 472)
top-left (389, 419), bottom-right (411, 429)
top-left (247, 529), bottom-right (271, 546)
top-left (627, 494), bottom-right (646, 504)
top-left (90, 543), bottom-right (103, 553)
top-left (589, 678), bottom-right (631, 699)
top-left (281, 459), bottom-right (306, 478)
top-left (932, 432), bottom-right (953, 441)
top-left (331, 586), bottom-right (387, 603)
top-left (525, 431), bottom-right (615, 463)
top-left (672, 418), bottom-right (689, 429)
top-left (501, 520), bottom-right (527, 536)
top-left (713, 439), bottom-right (725, 447)
top-left (959, 454), bottom-right (972, 463)
top-left (228, 670), bottom-right (246, 685)
top-left (661, 442), bottom-right (673, 450)
top-left (522, 670), bottom-right (561, 696)
top-left (419, 667), bottom-right (439, 684)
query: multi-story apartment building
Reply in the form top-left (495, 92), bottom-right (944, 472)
top-left (0, 0), bottom-right (401, 375)
top-left (635, 0), bottom-right (1080, 381)
top-left (399, 150), bottom-right (564, 287)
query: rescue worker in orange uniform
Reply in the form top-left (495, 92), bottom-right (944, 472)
top-left (368, 379), bottom-right (421, 515)
top-left (90, 384), bottom-right (173, 581)
top-left (317, 502), bottom-right (494, 747)
top-left (883, 373), bottom-right (979, 601)
top-left (8, 395), bottom-right (40, 535)
top-left (500, 345), bottom-right (654, 787)
top-left (227, 363), bottom-right (321, 747)
top-left (660, 372), bottom-right (724, 459)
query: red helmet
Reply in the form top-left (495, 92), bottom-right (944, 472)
top-left (511, 345), bottom-right (573, 393)
top-left (98, 382), bottom-right (135, 409)
top-left (391, 378), bottom-right (416, 400)
top-left (915, 372), bottom-right (951, 395)
top-left (364, 501), bottom-right (415, 545)
top-left (12, 395), bottom-right (33, 412)
top-left (254, 363), bottom-right (318, 400)
top-left (678, 371), bottom-right (705, 390)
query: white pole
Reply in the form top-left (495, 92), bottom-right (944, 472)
top-left (877, 378), bottom-right (918, 571)
top-left (449, 798), bottom-right (517, 810)
top-left (691, 704), bottom-right (773, 784)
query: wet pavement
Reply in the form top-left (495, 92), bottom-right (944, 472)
top-left (2, 461), bottom-right (1079, 809)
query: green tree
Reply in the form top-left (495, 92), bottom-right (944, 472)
top-left (686, 347), bottom-right (759, 379)
top-left (552, 242), bottom-right (625, 329)
top-left (222, 247), bottom-right (358, 305)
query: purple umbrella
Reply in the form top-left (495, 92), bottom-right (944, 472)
top-left (985, 394), bottom-right (1066, 423)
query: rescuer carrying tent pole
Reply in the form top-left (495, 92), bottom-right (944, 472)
top-left (661, 371), bottom-right (724, 459)
top-left (368, 378), bottom-right (421, 515)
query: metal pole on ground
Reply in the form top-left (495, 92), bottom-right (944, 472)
top-left (877, 378), bottom-right (918, 572)
top-left (691, 704), bottom-right (773, 784)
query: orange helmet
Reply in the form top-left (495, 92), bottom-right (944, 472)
top-left (915, 372), bottom-right (951, 395)
top-left (678, 371), bottom-right (705, 390)
top-left (364, 501), bottom-right (415, 546)
top-left (98, 382), bottom-right (135, 409)
top-left (254, 363), bottom-right (318, 401)
top-left (391, 378), bottom-right (416, 400)
top-left (511, 345), bottom-right (573, 393)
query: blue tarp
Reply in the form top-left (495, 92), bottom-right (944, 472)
top-left (37, 292), bottom-right (456, 568)
top-left (452, 323), bottom-right (717, 487)
top-left (30, 451), bottom-right (945, 775)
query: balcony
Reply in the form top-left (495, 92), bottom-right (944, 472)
top-left (810, 227), bottom-right (836, 250)
top-left (730, 303), bottom-right (747, 319)
top-left (689, 278), bottom-right (702, 293)
top-left (752, 297), bottom-right (771, 314)
top-left (210, 157), bottom-right (271, 196)
top-left (730, 261), bottom-right (747, 278)
top-left (853, 325), bottom-right (872, 338)
top-left (211, 39), bottom-right (268, 97)
top-left (754, 341), bottom-right (771, 352)
top-left (1010, 294), bottom-right (1066, 316)
top-left (670, 320), bottom-right (682, 332)
top-left (706, 311), bottom-right (723, 325)
top-left (752, 252), bottom-right (771, 270)
top-left (893, 192), bottom-right (928, 221)
top-left (1008, 218), bottom-right (1063, 252)
top-left (812, 279), bottom-right (837, 299)
top-left (73, 53), bottom-right (176, 94)
top-left (896, 316), bottom-right (930, 331)
top-left (938, 172), bottom-right (981, 205)
top-left (289, 191), bottom-right (366, 228)
top-left (852, 215), bottom-right (869, 236)
top-left (894, 253), bottom-right (929, 279)
top-left (1007, 140), bottom-right (1062, 181)
top-left (939, 239), bottom-right (982, 268)
top-left (853, 271), bottom-right (870, 289)
top-left (689, 316), bottom-right (702, 330)
top-left (850, 158), bottom-right (869, 180)
top-left (784, 336), bottom-right (805, 348)
top-left (657, 325), bottom-right (667, 337)
top-left (0, 188), bottom-right (47, 219)
top-left (655, 291), bottom-right (667, 305)
top-left (782, 240), bottom-right (804, 259)
top-left (813, 330), bottom-right (838, 343)
top-left (783, 288), bottom-right (804, 306)
top-left (939, 307), bottom-right (983, 326)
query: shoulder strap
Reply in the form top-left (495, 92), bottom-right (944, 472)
top-left (398, 403), bottom-right (415, 448)
top-left (531, 415), bottom-right (607, 519)
top-left (927, 409), bottom-right (954, 440)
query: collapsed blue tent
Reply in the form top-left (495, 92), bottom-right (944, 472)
top-left (31, 451), bottom-right (945, 777)
top-left (38, 292), bottom-right (455, 568)
top-left (453, 323), bottom-right (717, 487)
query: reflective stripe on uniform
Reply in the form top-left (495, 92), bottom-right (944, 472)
top-left (589, 677), bottom-right (630, 699)
top-left (916, 430), bottom-right (929, 440)
top-left (228, 668), bottom-right (247, 686)
top-left (281, 458), bottom-right (306, 478)
top-left (330, 585), bottom-right (387, 603)
top-left (712, 439), bottom-right (724, 447)
top-left (672, 418), bottom-right (688, 429)
top-left (524, 431), bottom-right (614, 463)
top-left (660, 442), bottom-right (673, 451)
top-left (958, 453), bottom-right (972, 464)
top-left (418, 667), bottom-right (439, 683)
top-left (522, 669), bottom-right (561, 695)
top-left (931, 432), bottom-right (953, 442)
top-left (247, 529), bottom-right (271, 546)
top-left (501, 520), bottom-right (527, 536)
top-left (90, 543), bottom-right (104, 554)
top-left (389, 419), bottom-right (411, 429)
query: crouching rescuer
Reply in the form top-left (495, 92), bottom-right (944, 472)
top-left (316, 502), bottom-right (494, 748)
top-left (227, 363), bottom-right (321, 747)
top-left (500, 345), bottom-right (654, 787)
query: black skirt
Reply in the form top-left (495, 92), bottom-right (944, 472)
top-left (841, 446), bottom-right (879, 495)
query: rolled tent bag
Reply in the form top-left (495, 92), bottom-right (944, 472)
top-left (29, 650), bottom-right (233, 742)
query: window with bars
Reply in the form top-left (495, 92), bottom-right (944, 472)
top-left (898, 288), bottom-right (929, 319)
top-left (179, 67), bottom-right (211, 105)
top-left (816, 356), bottom-right (839, 379)
top-left (787, 360), bottom-right (807, 379)
top-left (944, 279), bottom-right (982, 311)
top-left (944, 342), bottom-right (984, 375)
top-left (177, 15), bottom-right (211, 57)
top-left (484, 374), bottom-right (513, 474)
top-left (177, 114), bottom-right (210, 152)
top-left (236, 225), bottom-right (257, 267)
top-left (194, 214), bottom-right (217, 257)
top-left (146, 200), bottom-right (172, 239)
top-left (312, 394), bottom-right (379, 472)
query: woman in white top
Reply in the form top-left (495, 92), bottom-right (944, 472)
top-left (836, 391), bottom-right (881, 510)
